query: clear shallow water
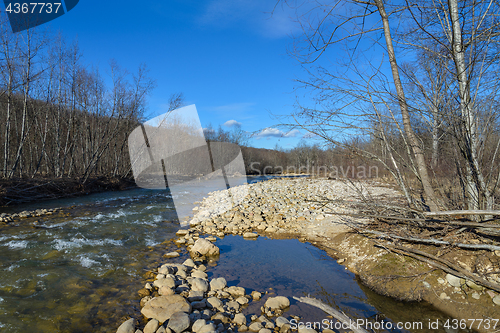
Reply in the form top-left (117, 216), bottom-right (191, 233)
top-left (0, 176), bottom-right (469, 332)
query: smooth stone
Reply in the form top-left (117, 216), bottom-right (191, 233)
top-left (176, 230), bottom-right (189, 236)
top-left (440, 292), bottom-right (450, 300)
top-left (116, 318), bottom-right (135, 333)
top-left (233, 313), bottom-right (246, 326)
top-left (191, 270), bottom-right (208, 279)
top-left (143, 319), bottom-right (159, 333)
top-left (446, 274), bottom-right (462, 288)
top-left (466, 280), bottom-right (483, 291)
top-left (239, 325), bottom-right (248, 332)
top-left (210, 277), bottom-right (227, 291)
top-left (190, 278), bottom-right (209, 292)
top-left (156, 327), bottom-right (166, 333)
top-left (167, 311), bottom-right (190, 333)
top-left (188, 290), bottom-right (205, 302)
top-left (275, 317), bottom-right (289, 328)
top-left (154, 277), bottom-right (176, 289)
top-left (192, 319), bottom-right (207, 333)
top-left (164, 252), bottom-right (180, 258)
top-left (251, 291), bottom-right (261, 300)
top-left (158, 287), bottom-right (175, 296)
top-left (226, 301), bottom-right (240, 311)
top-left (211, 312), bottom-right (230, 324)
top-left (259, 329), bottom-right (272, 333)
top-left (472, 292), bottom-right (480, 300)
top-left (141, 295), bottom-right (191, 323)
top-left (183, 259), bottom-right (196, 267)
top-left (249, 322), bottom-right (263, 332)
top-left (493, 295), bottom-right (500, 305)
top-left (190, 238), bottom-right (220, 257)
top-left (198, 323), bottom-right (216, 333)
top-left (206, 297), bottom-right (223, 309)
top-left (191, 300), bottom-right (207, 309)
top-left (236, 296), bottom-right (249, 305)
top-left (264, 296), bottom-right (290, 310)
top-left (243, 232), bottom-right (258, 238)
top-left (226, 286), bottom-right (245, 297)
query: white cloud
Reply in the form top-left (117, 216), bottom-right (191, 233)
top-left (254, 128), bottom-right (301, 139)
top-left (223, 120), bottom-right (242, 127)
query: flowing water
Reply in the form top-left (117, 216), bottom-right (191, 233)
top-left (0, 176), bottom-right (470, 332)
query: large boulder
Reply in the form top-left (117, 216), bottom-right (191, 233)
top-left (189, 238), bottom-right (220, 257)
top-left (141, 295), bottom-right (191, 323)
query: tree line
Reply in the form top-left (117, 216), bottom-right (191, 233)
top-left (278, 0), bottom-right (500, 212)
top-left (0, 17), bottom-right (155, 183)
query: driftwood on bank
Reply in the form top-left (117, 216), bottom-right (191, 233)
top-left (293, 297), bottom-right (369, 333)
top-left (378, 243), bottom-right (500, 293)
top-left (366, 230), bottom-right (500, 251)
top-left (423, 210), bottom-right (500, 217)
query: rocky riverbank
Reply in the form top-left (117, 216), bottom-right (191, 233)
top-left (119, 177), bottom-right (500, 333)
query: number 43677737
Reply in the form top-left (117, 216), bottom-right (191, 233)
top-left (5, 3), bottom-right (62, 14)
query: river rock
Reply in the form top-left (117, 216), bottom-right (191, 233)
top-left (210, 277), bottom-right (227, 291)
top-left (251, 291), bottom-right (261, 300)
top-left (206, 297), bottom-right (223, 310)
top-left (176, 230), bottom-right (189, 236)
top-left (191, 270), bottom-right (208, 279)
top-left (164, 252), bottom-right (180, 258)
top-left (259, 329), bottom-right (272, 333)
top-left (167, 311), bottom-right (190, 333)
top-left (188, 290), bottom-right (205, 302)
top-left (156, 326), bottom-right (166, 333)
top-left (143, 319), bottom-right (159, 333)
top-left (191, 300), bottom-right (207, 309)
top-left (466, 280), bottom-right (483, 291)
top-left (192, 319), bottom-right (207, 333)
top-left (493, 295), bottom-right (500, 305)
top-left (154, 277), bottom-right (176, 289)
top-left (198, 322), bottom-right (216, 333)
top-left (190, 278), bottom-right (209, 292)
top-left (158, 265), bottom-right (176, 275)
top-left (141, 295), bottom-right (191, 323)
top-left (243, 232), bottom-right (258, 239)
top-left (183, 259), bottom-right (196, 267)
top-left (226, 286), bottom-right (245, 297)
top-left (233, 313), bottom-right (247, 326)
top-left (446, 274), bottom-right (462, 288)
top-left (138, 288), bottom-right (150, 298)
top-left (226, 301), bottom-right (240, 311)
top-left (116, 318), bottom-right (135, 333)
top-left (158, 287), bottom-right (175, 296)
top-left (190, 238), bottom-right (220, 257)
top-left (264, 296), bottom-right (290, 310)
top-left (249, 322), bottom-right (263, 332)
top-left (236, 296), bottom-right (249, 305)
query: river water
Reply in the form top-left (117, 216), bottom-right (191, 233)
top-left (0, 177), bottom-right (469, 332)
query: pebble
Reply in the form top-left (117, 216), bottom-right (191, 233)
top-left (445, 274), bottom-right (462, 288)
top-left (493, 295), bottom-right (500, 305)
top-left (167, 311), bottom-right (190, 333)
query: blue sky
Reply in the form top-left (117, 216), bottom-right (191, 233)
top-left (16, 0), bottom-right (318, 149)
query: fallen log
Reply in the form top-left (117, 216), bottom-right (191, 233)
top-left (378, 243), bottom-right (500, 293)
top-left (423, 210), bottom-right (500, 217)
top-left (293, 296), bottom-right (369, 333)
top-left (365, 230), bottom-right (500, 251)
